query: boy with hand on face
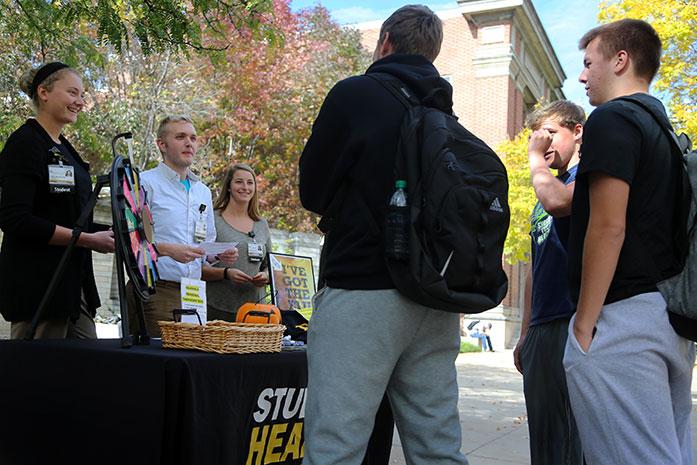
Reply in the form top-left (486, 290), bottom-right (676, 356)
top-left (514, 100), bottom-right (585, 465)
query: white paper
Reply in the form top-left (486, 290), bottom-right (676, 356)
top-left (180, 278), bottom-right (207, 324)
top-left (199, 241), bottom-right (238, 255)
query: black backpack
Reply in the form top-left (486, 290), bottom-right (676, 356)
top-left (368, 73), bottom-right (510, 313)
top-left (618, 96), bottom-right (697, 330)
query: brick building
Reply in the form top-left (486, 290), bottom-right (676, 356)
top-left (356, 0), bottom-right (566, 348)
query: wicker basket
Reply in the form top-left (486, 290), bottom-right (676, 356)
top-left (158, 320), bottom-right (286, 354)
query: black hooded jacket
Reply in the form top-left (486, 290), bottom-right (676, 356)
top-left (300, 54), bottom-right (453, 290)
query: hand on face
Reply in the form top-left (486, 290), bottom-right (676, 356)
top-left (528, 129), bottom-right (554, 162)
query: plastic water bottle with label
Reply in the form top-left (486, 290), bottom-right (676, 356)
top-left (385, 180), bottom-right (409, 260)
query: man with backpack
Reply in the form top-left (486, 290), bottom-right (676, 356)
top-left (514, 100), bottom-right (585, 465)
top-left (299, 5), bottom-right (471, 464)
top-left (564, 19), bottom-right (695, 464)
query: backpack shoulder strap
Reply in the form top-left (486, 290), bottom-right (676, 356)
top-left (617, 95), bottom-right (694, 204)
top-left (616, 96), bottom-right (690, 155)
top-left (366, 73), bottom-right (419, 110)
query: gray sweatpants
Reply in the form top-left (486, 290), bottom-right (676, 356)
top-left (304, 287), bottom-right (468, 465)
top-left (563, 292), bottom-right (694, 465)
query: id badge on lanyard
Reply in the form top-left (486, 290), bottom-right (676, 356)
top-left (47, 147), bottom-right (75, 194)
top-left (194, 204), bottom-right (207, 243)
top-left (248, 236), bottom-right (264, 263)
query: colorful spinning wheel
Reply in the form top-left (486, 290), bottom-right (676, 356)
top-left (110, 155), bottom-right (159, 301)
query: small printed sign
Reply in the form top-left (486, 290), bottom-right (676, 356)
top-left (180, 278), bottom-right (207, 324)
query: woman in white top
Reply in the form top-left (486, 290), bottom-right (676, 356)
top-left (207, 163), bottom-right (272, 321)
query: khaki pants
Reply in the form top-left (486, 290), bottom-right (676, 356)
top-left (126, 280), bottom-right (181, 338)
top-left (11, 292), bottom-right (96, 340)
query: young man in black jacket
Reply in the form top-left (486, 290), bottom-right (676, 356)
top-left (299, 5), bottom-right (468, 465)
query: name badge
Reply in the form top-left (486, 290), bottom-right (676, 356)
top-left (194, 220), bottom-right (207, 243)
top-left (248, 242), bottom-right (264, 262)
top-left (48, 164), bottom-right (75, 194)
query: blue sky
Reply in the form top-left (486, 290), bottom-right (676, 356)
top-left (290, 0), bottom-right (600, 113)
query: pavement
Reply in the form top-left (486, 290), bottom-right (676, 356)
top-left (387, 349), bottom-right (697, 465)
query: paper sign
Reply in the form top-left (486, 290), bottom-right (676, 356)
top-left (180, 278), bottom-right (207, 324)
top-left (268, 253), bottom-right (315, 319)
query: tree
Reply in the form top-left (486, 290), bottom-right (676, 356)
top-left (199, 0), bottom-right (370, 232)
top-left (1, 0), bottom-right (277, 57)
top-left (0, 2), bottom-right (242, 172)
top-left (600, 0), bottom-right (697, 139)
top-left (0, 0), bottom-right (371, 234)
top-left (497, 128), bottom-right (536, 264)
top-left (75, 47), bottom-right (222, 174)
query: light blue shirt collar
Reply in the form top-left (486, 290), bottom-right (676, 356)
top-left (156, 161), bottom-right (200, 184)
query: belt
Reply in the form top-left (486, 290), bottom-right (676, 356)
top-left (157, 280), bottom-right (181, 290)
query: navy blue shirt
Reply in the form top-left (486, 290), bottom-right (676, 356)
top-left (529, 165), bottom-right (577, 326)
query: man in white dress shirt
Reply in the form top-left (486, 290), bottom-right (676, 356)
top-left (127, 115), bottom-right (237, 337)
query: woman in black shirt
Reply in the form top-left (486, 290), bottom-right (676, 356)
top-left (0, 62), bottom-right (114, 339)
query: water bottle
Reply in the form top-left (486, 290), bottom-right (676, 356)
top-left (385, 180), bottom-right (409, 260)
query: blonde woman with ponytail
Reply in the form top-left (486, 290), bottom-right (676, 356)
top-left (0, 62), bottom-right (114, 339)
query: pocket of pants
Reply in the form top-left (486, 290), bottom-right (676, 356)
top-left (563, 315), bottom-right (589, 369)
top-left (309, 287), bottom-right (328, 328)
top-left (567, 313), bottom-right (601, 357)
top-left (569, 330), bottom-right (588, 356)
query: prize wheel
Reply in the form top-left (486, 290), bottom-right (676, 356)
top-left (110, 155), bottom-right (159, 300)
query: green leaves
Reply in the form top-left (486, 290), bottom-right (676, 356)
top-left (497, 129), bottom-right (535, 265)
top-left (0, 0), bottom-right (368, 234)
top-left (4, 0), bottom-right (277, 56)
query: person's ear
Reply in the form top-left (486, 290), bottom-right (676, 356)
top-left (378, 32), bottom-right (394, 59)
top-left (615, 50), bottom-right (629, 74)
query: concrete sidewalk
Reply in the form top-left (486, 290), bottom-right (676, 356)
top-left (387, 349), bottom-right (697, 464)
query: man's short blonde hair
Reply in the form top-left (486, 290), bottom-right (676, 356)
top-left (526, 100), bottom-right (586, 131)
top-left (156, 115), bottom-right (194, 140)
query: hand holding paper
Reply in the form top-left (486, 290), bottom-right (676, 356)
top-left (217, 247), bottom-right (239, 264)
top-left (199, 242), bottom-right (238, 256)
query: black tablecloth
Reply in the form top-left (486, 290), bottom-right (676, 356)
top-left (0, 339), bottom-right (393, 465)
top-left (0, 340), bottom-right (312, 464)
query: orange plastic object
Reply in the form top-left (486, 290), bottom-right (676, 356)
top-left (236, 303), bottom-right (281, 325)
